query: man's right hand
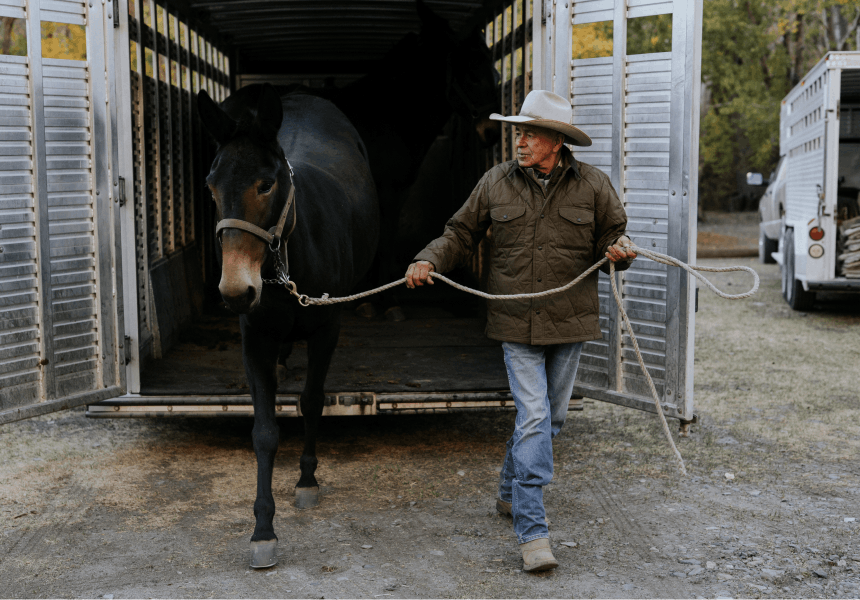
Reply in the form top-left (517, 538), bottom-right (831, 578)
top-left (405, 261), bottom-right (435, 288)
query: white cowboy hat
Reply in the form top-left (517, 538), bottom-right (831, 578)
top-left (489, 90), bottom-right (592, 147)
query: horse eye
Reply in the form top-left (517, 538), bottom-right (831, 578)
top-left (258, 182), bottom-right (274, 195)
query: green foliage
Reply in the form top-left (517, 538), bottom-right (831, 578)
top-left (628, 14), bottom-right (673, 55)
top-left (0, 17), bottom-right (27, 57)
top-left (699, 0), bottom-right (860, 210)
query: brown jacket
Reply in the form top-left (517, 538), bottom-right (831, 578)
top-left (414, 147), bottom-right (630, 345)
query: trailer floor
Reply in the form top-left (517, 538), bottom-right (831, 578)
top-left (140, 298), bottom-right (508, 396)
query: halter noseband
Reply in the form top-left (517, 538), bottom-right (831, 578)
top-left (214, 159), bottom-right (297, 284)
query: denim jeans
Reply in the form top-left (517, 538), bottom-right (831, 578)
top-left (498, 341), bottom-right (583, 544)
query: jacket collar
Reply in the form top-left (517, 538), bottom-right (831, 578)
top-left (513, 146), bottom-right (581, 185)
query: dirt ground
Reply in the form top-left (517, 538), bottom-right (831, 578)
top-left (697, 211), bottom-right (760, 257)
top-left (2, 218), bottom-right (860, 599)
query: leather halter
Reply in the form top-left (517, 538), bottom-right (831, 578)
top-left (214, 160), bottom-right (297, 279)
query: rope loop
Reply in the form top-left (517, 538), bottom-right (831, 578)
top-left (276, 244), bottom-right (758, 476)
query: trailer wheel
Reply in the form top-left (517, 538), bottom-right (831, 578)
top-left (782, 229), bottom-right (815, 310)
top-left (759, 225), bottom-right (777, 264)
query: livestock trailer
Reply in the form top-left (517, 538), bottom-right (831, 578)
top-left (761, 52), bottom-right (860, 309)
top-left (0, 0), bottom-right (702, 429)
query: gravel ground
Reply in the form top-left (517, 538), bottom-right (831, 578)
top-left (1, 254), bottom-right (859, 599)
top-left (697, 211), bottom-right (759, 257)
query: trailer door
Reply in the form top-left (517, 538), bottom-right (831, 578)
top-left (0, 0), bottom-right (127, 425)
top-left (532, 0), bottom-right (702, 422)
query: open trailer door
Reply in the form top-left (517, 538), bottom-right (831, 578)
top-left (532, 0), bottom-right (703, 424)
top-left (0, 0), bottom-right (128, 425)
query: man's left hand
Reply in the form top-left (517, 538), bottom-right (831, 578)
top-left (606, 235), bottom-right (636, 262)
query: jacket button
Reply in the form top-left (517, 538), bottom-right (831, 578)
top-left (577, 218), bottom-right (582, 222)
top-left (537, 278), bottom-right (542, 282)
top-left (536, 310), bottom-right (541, 315)
top-left (538, 245), bottom-right (543, 250)
top-left (540, 214), bottom-right (545, 218)
top-left (503, 215), bottom-right (507, 219)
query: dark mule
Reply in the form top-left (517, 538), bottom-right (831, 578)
top-left (198, 84), bottom-right (379, 568)
top-left (332, 0), bottom-right (500, 321)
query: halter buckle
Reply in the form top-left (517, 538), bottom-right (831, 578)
top-left (269, 236), bottom-right (281, 254)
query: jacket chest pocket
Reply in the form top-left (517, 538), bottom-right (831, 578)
top-left (557, 206), bottom-right (594, 249)
top-left (490, 205), bottom-right (528, 247)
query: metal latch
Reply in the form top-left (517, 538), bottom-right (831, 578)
top-left (123, 335), bottom-right (132, 365)
top-left (118, 177), bottom-right (127, 206)
top-left (113, 0), bottom-right (119, 28)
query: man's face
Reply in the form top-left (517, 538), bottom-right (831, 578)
top-left (515, 126), bottom-right (563, 173)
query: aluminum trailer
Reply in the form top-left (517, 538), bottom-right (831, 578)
top-left (0, 0), bottom-right (702, 430)
top-left (769, 51), bottom-right (860, 309)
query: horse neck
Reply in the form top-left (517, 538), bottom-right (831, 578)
top-left (342, 42), bottom-right (456, 152)
top-left (384, 60), bottom-right (455, 158)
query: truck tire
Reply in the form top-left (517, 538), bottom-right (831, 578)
top-left (759, 225), bottom-right (777, 264)
top-left (782, 229), bottom-right (815, 310)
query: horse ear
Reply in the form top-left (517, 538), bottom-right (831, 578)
top-left (254, 83), bottom-right (283, 139)
top-left (459, 14), bottom-right (489, 43)
top-left (198, 89), bottom-right (236, 145)
top-left (416, 0), bottom-right (450, 34)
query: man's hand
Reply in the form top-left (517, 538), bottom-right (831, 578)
top-left (405, 261), bottom-right (435, 288)
top-left (606, 235), bottom-right (637, 262)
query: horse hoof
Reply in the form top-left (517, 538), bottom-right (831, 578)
top-left (384, 306), bottom-right (406, 322)
top-left (355, 302), bottom-right (377, 318)
top-left (295, 486), bottom-right (320, 509)
top-left (249, 540), bottom-right (278, 569)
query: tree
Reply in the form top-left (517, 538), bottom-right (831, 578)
top-left (699, 0), bottom-right (860, 211)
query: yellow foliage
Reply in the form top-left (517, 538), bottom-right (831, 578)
top-left (572, 21), bottom-right (613, 60)
top-left (41, 22), bottom-right (86, 61)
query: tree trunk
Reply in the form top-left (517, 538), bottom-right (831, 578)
top-left (831, 5), bottom-right (843, 50)
top-left (793, 14), bottom-right (804, 87)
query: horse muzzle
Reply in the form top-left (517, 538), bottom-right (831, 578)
top-left (475, 117), bottom-right (501, 147)
top-left (219, 253), bottom-right (264, 313)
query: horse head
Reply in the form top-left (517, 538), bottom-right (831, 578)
top-left (416, 0), bottom-right (501, 147)
top-left (198, 84), bottom-right (291, 314)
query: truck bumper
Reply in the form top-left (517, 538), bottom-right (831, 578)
top-left (805, 279), bottom-right (860, 291)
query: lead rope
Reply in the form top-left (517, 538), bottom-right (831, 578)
top-left (276, 244), bottom-right (760, 476)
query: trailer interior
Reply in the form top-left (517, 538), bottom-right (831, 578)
top-left (90, 0), bottom-right (537, 417)
top-left (838, 70), bottom-right (860, 215)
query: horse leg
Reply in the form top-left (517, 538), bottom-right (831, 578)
top-left (295, 309), bottom-right (341, 508)
top-left (276, 341), bottom-right (293, 382)
top-left (241, 315), bottom-right (282, 568)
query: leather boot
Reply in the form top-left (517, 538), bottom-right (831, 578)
top-left (496, 498), bottom-right (512, 517)
top-left (520, 538), bottom-right (558, 572)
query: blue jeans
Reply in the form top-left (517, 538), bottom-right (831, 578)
top-left (498, 341), bottom-right (583, 544)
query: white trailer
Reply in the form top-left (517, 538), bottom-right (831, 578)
top-left (768, 51), bottom-right (860, 308)
top-left (0, 0), bottom-right (703, 434)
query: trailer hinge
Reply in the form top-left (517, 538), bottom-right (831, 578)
top-left (123, 335), bottom-right (132, 365)
top-left (118, 176), bottom-right (127, 206)
top-left (112, 0), bottom-right (119, 27)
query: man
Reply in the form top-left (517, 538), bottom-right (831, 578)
top-left (404, 90), bottom-right (636, 572)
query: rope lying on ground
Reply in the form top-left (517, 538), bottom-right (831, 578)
top-left (279, 244), bottom-right (760, 476)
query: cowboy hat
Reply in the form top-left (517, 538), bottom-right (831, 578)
top-left (489, 90), bottom-right (592, 147)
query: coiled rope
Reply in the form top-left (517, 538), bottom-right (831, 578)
top-left (277, 244), bottom-right (760, 476)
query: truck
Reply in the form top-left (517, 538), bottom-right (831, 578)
top-left (758, 51), bottom-right (860, 308)
top-left (0, 0), bottom-right (703, 438)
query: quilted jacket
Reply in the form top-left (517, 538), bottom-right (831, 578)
top-left (414, 146), bottom-right (630, 345)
